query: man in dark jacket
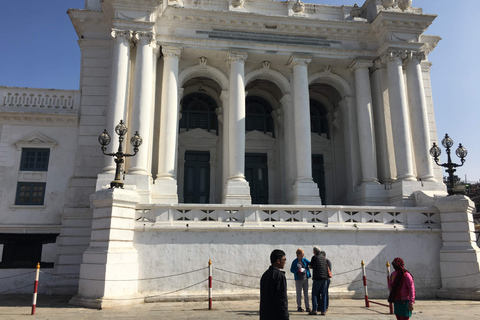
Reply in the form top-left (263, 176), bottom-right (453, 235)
top-left (309, 246), bottom-right (329, 315)
top-left (260, 249), bottom-right (289, 320)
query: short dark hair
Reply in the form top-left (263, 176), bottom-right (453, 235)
top-left (270, 249), bottom-right (286, 264)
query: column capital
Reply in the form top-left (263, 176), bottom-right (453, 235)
top-left (134, 31), bottom-right (156, 47)
top-left (371, 59), bottom-right (384, 72)
top-left (111, 29), bottom-right (133, 44)
top-left (404, 50), bottom-right (426, 63)
top-left (162, 46), bottom-right (182, 59)
top-left (227, 52), bottom-right (248, 64)
top-left (382, 49), bottom-right (405, 62)
top-left (288, 55), bottom-right (312, 67)
top-left (348, 59), bottom-right (373, 72)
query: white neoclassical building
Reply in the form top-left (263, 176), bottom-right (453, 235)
top-left (1, 0), bottom-right (479, 308)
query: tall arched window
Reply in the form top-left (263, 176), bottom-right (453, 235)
top-left (310, 99), bottom-right (329, 139)
top-left (245, 96), bottom-right (274, 135)
top-left (179, 93), bottom-right (218, 133)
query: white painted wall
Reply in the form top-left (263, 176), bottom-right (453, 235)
top-left (134, 228), bottom-right (442, 298)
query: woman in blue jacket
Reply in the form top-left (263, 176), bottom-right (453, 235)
top-left (290, 248), bottom-right (311, 312)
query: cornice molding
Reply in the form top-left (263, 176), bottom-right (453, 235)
top-left (0, 113), bottom-right (78, 127)
top-left (162, 6), bottom-right (374, 41)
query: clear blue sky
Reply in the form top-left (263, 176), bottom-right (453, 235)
top-left (0, 0), bottom-right (478, 182)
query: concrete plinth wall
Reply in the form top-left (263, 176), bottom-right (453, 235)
top-left (134, 227), bottom-right (442, 300)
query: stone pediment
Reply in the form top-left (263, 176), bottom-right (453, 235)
top-left (179, 128), bottom-right (218, 148)
top-left (15, 132), bottom-right (58, 150)
top-left (246, 130), bottom-right (275, 142)
top-left (311, 133), bottom-right (331, 148)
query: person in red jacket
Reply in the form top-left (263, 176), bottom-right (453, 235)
top-left (388, 257), bottom-right (415, 320)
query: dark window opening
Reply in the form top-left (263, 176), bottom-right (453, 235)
top-left (246, 96), bottom-right (274, 136)
top-left (20, 148), bottom-right (50, 171)
top-left (310, 100), bottom-right (329, 139)
top-left (183, 151), bottom-right (210, 204)
top-left (15, 182), bottom-right (46, 205)
top-left (245, 153), bottom-right (269, 204)
top-left (0, 233), bottom-right (58, 269)
top-left (180, 93), bottom-right (218, 133)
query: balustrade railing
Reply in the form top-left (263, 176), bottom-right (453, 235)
top-left (135, 204), bottom-right (440, 230)
top-left (0, 86), bottom-right (80, 114)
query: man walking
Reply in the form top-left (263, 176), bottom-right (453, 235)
top-left (260, 249), bottom-right (289, 320)
top-left (309, 246), bottom-right (329, 315)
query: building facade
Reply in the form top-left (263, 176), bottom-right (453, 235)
top-left (1, 0), bottom-right (480, 307)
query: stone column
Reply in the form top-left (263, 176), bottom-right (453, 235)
top-left (104, 29), bottom-right (132, 173)
top-left (350, 59), bottom-right (379, 184)
top-left (435, 195), bottom-right (480, 298)
top-left (223, 52), bottom-right (251, 204)
top-left (219, 90), bottom-right (229, 199)
top-left (129, 31), bottom-right (155, 176)
top-left (370, 59), bottom-right (395, 183)
top-left (385, 50), bottom-right (416, 181)
top-left (70, 188), bottom-right (140, 308)
top-left (405, 51), bottom-right (436, 181)
top-left (288, 55), bottom-right (320, 204)
top-left (155, 46), bottom-right (182, 203)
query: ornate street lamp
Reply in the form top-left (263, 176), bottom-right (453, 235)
top-left (98, 120), bottom-right (143, 189)
top-left (429, 133), bottom-right (467, 195)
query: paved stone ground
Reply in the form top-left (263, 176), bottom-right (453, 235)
top-left (1, 295), bottom-right (480, 319)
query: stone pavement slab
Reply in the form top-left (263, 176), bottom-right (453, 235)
top-left (1, 295), bottom-right (480, 319)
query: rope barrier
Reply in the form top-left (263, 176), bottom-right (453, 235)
top-left (0, 271), bottom-right (34, 280)
top-left (146, 278), bottom-right (209, 298)
top-left (39, 271), bottom-right (79, 279)
top-left (215, 278), bottom-right (260, 290)
top-left (0, 283), bottom-right (33, 294)
top-left (78, 266), bottom-right (208, 282)
top-left (214, 267), bottom-right (261, 279)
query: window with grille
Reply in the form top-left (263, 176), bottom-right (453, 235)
top-left (15, 148), bottom-right (50, 206)
top-left (20, 148), bottom-right (50, 171)
top-left (246, 96), bottom-right (274, 135)
top-left (180, 93), bottom-right (218, 133)
top-left (15, 182), bottom-right (46, 205)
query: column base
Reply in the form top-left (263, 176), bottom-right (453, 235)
top-left (350, 182), bottom-right (388, 205)
top-left (389, 180), bottom-right (446, 206)
top-left (151, 178), bottom-right (178, 204)
top-left (291, 179), bottom-right (321, 205)
top-left (223, 178), bottom-right (251, 205)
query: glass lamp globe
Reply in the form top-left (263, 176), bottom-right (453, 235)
top-left (115, 120), bottom-right (128, 136)
top-left (441, 134), bottom-right (454, 149)
top-left (98, 130), bottom-right (111, 146)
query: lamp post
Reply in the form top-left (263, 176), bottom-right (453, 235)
top-left (429, 133), bottom-right (467, 195)
top-left (98, 120), bottom-right (143, 189)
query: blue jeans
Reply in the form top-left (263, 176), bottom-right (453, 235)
top-left (311, 279), bottom-right (328, 312)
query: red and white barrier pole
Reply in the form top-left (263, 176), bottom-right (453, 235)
top-left (361, 260), bottom-right (369, 307)
top-left (31, 263), bottom-right (40, 315)
top-left (387, 261), bottom-right (393, 314)
top-left (208, 259), bottom-right (212, 310)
